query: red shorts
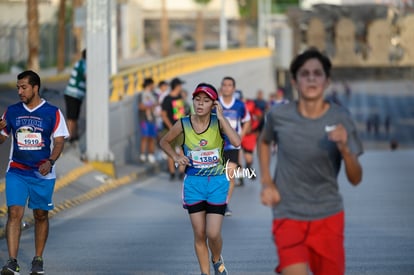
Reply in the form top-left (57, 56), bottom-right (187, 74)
top-left (272, 211), bottom-right (345, 275)
top-left (241, 133), bottom-right (257, 152)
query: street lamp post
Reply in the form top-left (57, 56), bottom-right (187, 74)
top-left (86, 0), bottom-right (115, 176)
top-left (258, 0), bottom-right (272, 47)
top-left (110, 0), bottom-right (118, 75)
top-left (220, 0), bottom-right (228, 50)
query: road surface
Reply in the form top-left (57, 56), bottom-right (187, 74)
top-left (0, 150), bottom-right (412, 275)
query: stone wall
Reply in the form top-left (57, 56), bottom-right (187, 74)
top-left (290, 4), bottom-right (414, 67)
top-left (398, 15), bottom-right (414, 65)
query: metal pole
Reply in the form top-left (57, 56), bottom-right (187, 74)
top-left (265, 0), bottom-right (272, 47)
top-left (86, 0), bottom-right (113, 163)
top-left (258, 0), bottom-right (264, 47)
top-left (110, 0), bottom-right (118, 75)
top-left (220, 0), bottom-right (228, 50)
top-left (120, 3), bottom-right (129, 59)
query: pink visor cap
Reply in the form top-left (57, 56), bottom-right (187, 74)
top-left (192, 86), bottom-right (218, 101)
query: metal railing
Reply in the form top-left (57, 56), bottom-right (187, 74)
top-left (109, 47), bottom-right (273, 102)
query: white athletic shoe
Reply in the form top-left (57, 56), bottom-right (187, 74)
top-left (148, 154), bottom-right (156, 164)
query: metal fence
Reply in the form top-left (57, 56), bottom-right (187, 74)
top-left (0, 23), bottom-right (75, 73)
top-left (109, 48), bottom-right (273, 102)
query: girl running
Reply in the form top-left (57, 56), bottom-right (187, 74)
top-left (160, 83), bottom-right (240, 275)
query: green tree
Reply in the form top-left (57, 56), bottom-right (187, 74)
top-left (274, 0), bottom-right (299, 14)
top-left (237, 0), bottom-right (259, 47)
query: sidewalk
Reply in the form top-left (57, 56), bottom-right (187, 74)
top-left (0, 143), bottom-right (163, 239)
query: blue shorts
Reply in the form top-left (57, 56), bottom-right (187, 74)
top-left (183, 174), bottom-right (229, 214)
top-left (5, 172), bottom-right (56, 210)
top-left (140, 121), bottom-right (157, 138)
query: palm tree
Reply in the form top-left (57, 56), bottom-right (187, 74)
top-left (237, 0), bottom-right (258, 48)
top-left (27, 0), bottom-right (40, 72)
top-left (160, 0), bottom-right (169, 57)
top-left (57, 0), bottom-right (66, 72)
top-left (193, 0), bottom-right (211, 51)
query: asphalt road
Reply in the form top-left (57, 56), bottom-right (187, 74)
top-left (0, 150), bottom-right (412, 275)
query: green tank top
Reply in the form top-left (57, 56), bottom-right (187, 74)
top-left (181, 114), bottom-right (225, 176)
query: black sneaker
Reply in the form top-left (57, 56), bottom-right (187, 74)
top-left (30, 256), bottom-right (44, 275)
top-left (1, 258), bottom-right (20, 275)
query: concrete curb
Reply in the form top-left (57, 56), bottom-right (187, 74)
top-left (0, 160), bottom-right (162, 239)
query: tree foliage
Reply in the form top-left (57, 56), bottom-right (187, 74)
top-left (193, 0), bottom-right (211, 5)
top-left (237, 0), bottom-right (257, 19)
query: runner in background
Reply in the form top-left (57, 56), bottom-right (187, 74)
top-left (268, 88), bottom-right (290, 154)
top-left (218, 76), bottom-right (251, 216)
top-left (64, 49), bottom-right (86, 144)
top-left (154, 80), bottom-right (170, 135)
top-left (137, 77), bottom-right (158, 164)
top-left (154, 80), bottom-right (170, 161)
top-left (254, 89), bottom-right (267, 113)
top-left (269, 88), bottom-right (289, 108)
top-left (161, 77), bottom-right (187, 180)
top-left (241, 99), bottom-right (263, 180)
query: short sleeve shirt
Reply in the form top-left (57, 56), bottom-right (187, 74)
top-left (218, 96), bottom-right (251, 150)
top-left (1, 100), bottom-right (69, 179)
top-left (161, 94), bottom-right (186, 128)
top-left (64, 59), bottom-right (86, 100)
top-left (137, 90), bottom-right (158, 122)
top-left (261, 102), bottom-right (363, 220)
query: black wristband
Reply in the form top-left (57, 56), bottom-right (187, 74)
top-left (48, 158), bottom-right (55, 166)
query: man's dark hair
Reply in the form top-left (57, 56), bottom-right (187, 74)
top-left (17, 70), bottom-right (41, 90)
top-left (289, 48), bottom-right (332, 80)
top-left (170, 77), bottom-right (185, 90)
top-left (158, 80), bottom-right (168, 87)
top-left (221, 76), bottom-right (236, 87)
top-left (143, 77), bottom-right (154, 88)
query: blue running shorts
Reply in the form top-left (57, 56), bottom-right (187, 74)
top-left (140, 121), bottom-right (157, 138)
top-left (6, 172), bottom-right (56, 210)
top-left (183, 174), bottom-right (229, 214)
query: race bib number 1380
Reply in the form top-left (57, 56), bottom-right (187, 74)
top-left (191, 149), bottom-right (220, 168)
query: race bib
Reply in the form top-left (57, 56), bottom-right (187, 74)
top-left (191, 148), bottom-right (220, 168)
top-left (17, 132), bottom-right (42, 150)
